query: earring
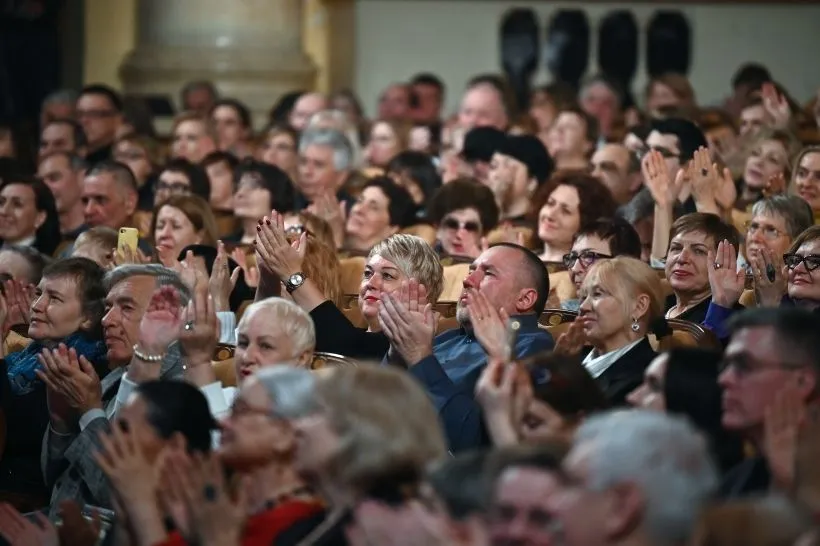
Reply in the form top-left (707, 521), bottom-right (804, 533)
top-left (631, 317), bottom-right (640, 332)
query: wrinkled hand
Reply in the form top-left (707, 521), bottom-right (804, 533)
top-left (378, 291), bottom-right (435, 366)
top-left (35, 344), bottom-right (102, 414)
top-left (95, 418), bottom-right (164, 504)
top-left (750, 248), bottom-right (787, 308)
top-left (764, 383), bottom-right (806, 492)
top-left (255, 212), bottom-right (307, 280)
top-left (209, 241), bottom-right (240, 312)
top-left (231, 248), bottom-right (259, 288)
top-left (707, 240), bottom-right (745, 308)
top-left (554, 320), bottom-right (587, 356)
top-left (180, 278), bottom-right (219, 384)
top-left (163, 451), bottom-right (248, 546)
top-left (465, 290), bottom-right (510, 360)
top-left (137, 286), bottom-right (184, 355)
top-left (642, 149), bottom-right (685, 208)
top-left (0, 503), bottom-right (58, 546)
top-left (57, 501), bottom-right (101, 546)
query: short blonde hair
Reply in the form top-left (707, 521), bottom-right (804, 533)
top-left (316, 365), bottom-right (447, 495)
top-left (368, 234), bottom-right (443, 302)
top-left (238, 298), bottom-right (316, 359)
top-left (73, 226), bottom-right (118, 252)
top-left (582, 256), bottom-right (665, 325)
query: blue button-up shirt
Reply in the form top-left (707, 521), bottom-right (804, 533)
top-left (409, 314), bottom-right (554, 452)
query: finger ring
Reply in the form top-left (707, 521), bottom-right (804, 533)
top-left (184, 321), bottom-right (195, 331)
top-left (701, 168), bottom-right (708, 176)
top-left (713, 262), bottom-right (722, 270)
top-left (203, 484), bottom-right (217, 502)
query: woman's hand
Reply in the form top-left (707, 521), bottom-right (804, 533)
top-left (231, 248), bottom-right (259, 288)
top-left (255, 212), bottom-right (307, 280)
top-left (163, 451), bottom-right (248, 546)
top-left (689, 147), bottom-right (720, 214)
top-left (554, 320), bottom-right (587, 356)
top-left (3, 279), bottom-right (34, 331)
top-left (209, 241), bottom-right (240, 313)
top-left (113, 245), bottom-right (150, 266)
top-left (750, 248), bottom-right (787, 308)
top-left (35, 345), bottom-right (102, 415)
top-left (763, 172), bottom-right (788, 198)
top-left (707, 240), bottom-right (745, 308)
top-left (642, 149), bottom-right (685, 209)
top-left (137, 286), bottom-right (184, 355)
top-left (0, 503), bottom-right (58, 546)
top-left (761, 83), bottom-right (792, 130)
top-left (180, 278), bottom-right (219, 386)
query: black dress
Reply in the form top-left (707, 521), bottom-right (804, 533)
top-left (309, 301), bottom-right (389, 360)
top-left (584, 338), bottom-right (657, 406)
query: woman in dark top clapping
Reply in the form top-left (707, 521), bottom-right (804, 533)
top-left (254, 211), bottom-right (443, 359)
top-left (0, 257), bottom-right (108, 504)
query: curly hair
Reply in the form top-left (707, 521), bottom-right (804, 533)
top-left (427, 177), bottom-right (500, 233)
top-left (527, 170), bottom-right (618, 231)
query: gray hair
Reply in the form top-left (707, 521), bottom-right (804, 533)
top-left (574, 410), bottom-right (718, 546)
top-left (254, 367), bottom-right (318, 420)
top-left (103, 264), bottom-right (191, 305)
top-left (369, 234), bottom-right (443, 302)
top-left (299, 128), bottom-right (354, 172)
top-left (237, 297), bottom-right (316, 357)
top-left (42, 88), bottom-right (78, 108)
top-left (751, 194), bottom-right (814, 240)
top-left (307, 110), bottom-right (363, 168)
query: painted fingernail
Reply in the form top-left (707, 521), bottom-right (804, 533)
top-left (265, 219), bottom-right (271, 225)
top-left (256, 226), bottom-right (261, 232)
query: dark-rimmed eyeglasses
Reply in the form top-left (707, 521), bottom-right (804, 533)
top-left (562, 250), bottom-right (611, 269)
top-left (783, 253), bottom-right (820, 272)
top-left (442, 217), bottom-right (481, 233)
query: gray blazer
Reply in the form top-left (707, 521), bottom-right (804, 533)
top-left (42, 343), bottom-right (183, 518)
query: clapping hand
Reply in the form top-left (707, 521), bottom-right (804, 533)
top-left (554, 320), bottom-right (587, 356)
top-left (231, 248), bottom-right (259, 288)
top-left (761, 83), bottom-right (792, 130)
top-left (255, 211), bottom-right (307, 280)
top-left (379, 279), bottom-right (436, 366)
top-left (136, 286), bottom-right (184, 356)
top-left (307, 192), bottom-right (346, 248)
top-left (209, 241), bottom-right (241, 312)
top-left (475, 358), bottom-right (533, 446)
top-left (764, 172), bottom-right (788, 198)
top-left (35, 344), bottom-right (102, 415)
top-left (0, 503), bottom-right (58, 546)
top-left (180, 275), bottom-right (219, 386)
top-left (707, 240), bottom-right (745, 308)
top-left (465, 289), bottom-right (510, 360)
top-left (2, 279), bottom-right (35, 332)
top-left (750, 248), bottom-right (787, 308)
top-left (642, 149), bottom-right (686, 209)
top-left (689, 146), bottom-right (720, 214)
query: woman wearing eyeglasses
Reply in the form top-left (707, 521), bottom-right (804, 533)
top-left (427, 178), bottom-right (499, 260)
top-left (561, 217), bottom-right (643, 311)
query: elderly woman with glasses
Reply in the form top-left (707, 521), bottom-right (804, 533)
top-left (561, 217), bottom-right (643, 311)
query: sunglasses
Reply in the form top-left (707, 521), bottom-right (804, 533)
top-left (783, 253), bottom-right (820, 272)
top-left (442, 217), bottom-right (481, 233)
top-left (562, 250), bottom-right (611, 270)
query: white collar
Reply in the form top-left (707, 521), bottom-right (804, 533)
top-left (582, 338), bottom-right (644, 379)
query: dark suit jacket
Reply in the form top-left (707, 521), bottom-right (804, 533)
top-left (589, 337), bottom-right (656, 406)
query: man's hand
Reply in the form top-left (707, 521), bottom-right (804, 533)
top-left (35, 345), bottom-right (103, 415)
top-left (378, 287), bottom-right (436, 366)
top-left (138, 286), bottom-right (184, 355)
top-left (465, 290), bottom-right (509, 360)
top-left (208, 241), bottom-right (240, 312)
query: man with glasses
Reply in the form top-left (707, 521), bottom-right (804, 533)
top-left (561, 217), bottom-right (642, 311)
top-left (76, 85), bottom-right (124, 164)
top-left (718, 307), bottom-right (820, 498)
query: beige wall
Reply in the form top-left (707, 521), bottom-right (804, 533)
top-left (354, 1), bottom-right (820, 117)
top-left (83, 0), bottom-right (135, 87)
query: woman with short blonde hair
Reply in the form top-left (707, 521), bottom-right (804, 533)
top-left (569, 256), bottom-right (667, 405)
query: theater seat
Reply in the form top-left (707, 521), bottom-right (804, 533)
top-left (538, 308), bottom-right (577, 339)
top-left (212, 343), bottom-right (237, 387)
top-left (402, 224), bottom-right (437, 246)
top-left (311, 352), bottom-right (360, 369)
top-left (441, 264), bottom-right (470, 301)
top-left (650, 319), bottom-right (721, 352)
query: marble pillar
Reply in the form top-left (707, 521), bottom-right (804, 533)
top-left (119, 0), bottom-right (316, 127)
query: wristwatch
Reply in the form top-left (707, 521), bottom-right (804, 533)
top-left (285, 272), bottom-right (307, 294)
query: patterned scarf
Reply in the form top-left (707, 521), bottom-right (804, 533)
top-left (7, 332), bottom-right (108, 396)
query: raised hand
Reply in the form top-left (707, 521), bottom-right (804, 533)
top-left (231, 248), bottom-right (259, 288)
top-left (136, 286), bottom-right (184, 356)
top-left (35, 344), bottom-right (102, 414)
top-left (761, 82), bottom-right (791, 130)
top-left (177, 250), bottom-right (209, 292)
top-left (764, 172), bottom-right (787, 198)
top-left (3, 279), bottom-right (34, 331)
top-left (554, 320), bottom-right (587, 356)
top-left (180, 276), bottom-right (219, 386)
top-left (209, 241), bottom-right (240, 313)
top-left (465, 290), bottom-right (510, 360)
top-left (706, 240), bottom-right (745, 308)
top-left (642, 149), bottom-right (684, 208)
top-left (113, 244), bottom-right (150, 266)
top-left (0, 503), bottom-right (58, 546)
top-left (255, 212), bottom-right (307, 281)
top-left (307, 193), bottom-right (346, 248)
top-left (378, 289), bottom-right (436, 366)
top-left (714, 165), bottom-right (738, 211)
top-left (689, 146), bottom-right (720, 213)
top-left (750, 248), bottom-right (787, 308)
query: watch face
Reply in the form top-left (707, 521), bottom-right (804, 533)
top-left (290, 274), bottom-right (304, 284)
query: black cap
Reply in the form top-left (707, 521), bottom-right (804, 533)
top-left (460, 127), bottom-right (507, 163)
top-left (497, 135), bottom-right (554, 184)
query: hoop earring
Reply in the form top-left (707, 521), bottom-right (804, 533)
top-left (631, 317), bottom-right (640, 332)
